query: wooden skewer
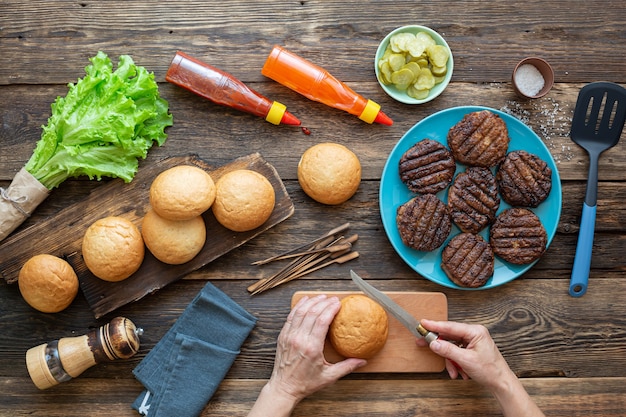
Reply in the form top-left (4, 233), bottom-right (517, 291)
top-left (248, 231), bottom-right (359, 295)
top-left (251, 236), bottom-right (360, 295)
top-left (256, 241), bottom-right (352, 263)
top-left (246, 235), bottom-right (337, 293)
top-left (251, 222), bottom-right (350, 265)
top-left (264, 235), bottom-right (357, 285)
top-left (257, 251), bottom-right (360, 294)
top-left (250, 250), bottom-right (332, 294)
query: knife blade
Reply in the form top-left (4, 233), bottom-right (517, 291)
top-left (350, 270), bottom-right (439, 343)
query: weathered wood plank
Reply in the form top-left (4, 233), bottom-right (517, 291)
top-left (1, 376), bottom-right (624, 417)
top-left (1, 1), bottom-right (625, 84)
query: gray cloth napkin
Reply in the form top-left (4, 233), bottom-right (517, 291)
top-left (132, 282), bottom-right (257, 417)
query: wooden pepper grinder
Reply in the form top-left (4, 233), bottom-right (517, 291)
top-left (26, 316), bottom-right (142, 390)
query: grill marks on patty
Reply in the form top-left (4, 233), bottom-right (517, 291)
top-left (396, 194), bottom-right (451, 252)
top-left (441, 233), bottom-right (494, 288)
top-left (497, 150), bottom-right (552, 208)
top-left (447, 110), bottom-right (510, 167)
top-left (489, 208), bottom-right (547, 265)
top-left (399, 139), bottom-right (456, 194)
top-left (448, 167), bottom-right (500, 234)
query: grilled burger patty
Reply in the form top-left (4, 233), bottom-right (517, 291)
top-left (447, 110), bottom-right (510, 167)
top-left (448, 167), bottom-right (500, 234)
top-left (497, 150), bottom-right (552, 208)
top-left (441, 233), bottom-right (494, 288)
top-left (396, 194), bottom-right (451, 251)
top-left (489, 208), bottom-right (547, 264)
top-left (399, 139), bottom-right (456, 194)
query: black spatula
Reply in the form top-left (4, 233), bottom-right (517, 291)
top-left (569, 82), bottom-right (626, 297)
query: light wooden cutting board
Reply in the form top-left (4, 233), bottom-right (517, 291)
top-left (291, 291), bottom-right (448, 373)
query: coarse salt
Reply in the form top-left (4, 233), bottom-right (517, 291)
top-left (514, 64), bottom-right (545, 97)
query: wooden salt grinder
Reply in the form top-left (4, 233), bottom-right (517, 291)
top-left (26, 316), bottom-right (142, 390)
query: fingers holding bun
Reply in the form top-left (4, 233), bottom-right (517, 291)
top-left (150, 165), bottom-right (216, 221)
top-left (141, 209), bottom-right (206, 265)
top-left (19, 254), bottom-right (79, 313)
top-left (212, 169), bottom-right (276, 232)
top-left (82, 216), bottom-right (145, 282)
top-left (298, 142), bottom-right (361, 205)
top-left (329, 294), bottom-right (389, 359)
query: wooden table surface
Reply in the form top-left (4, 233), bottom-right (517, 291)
top-left (1, 1), bottom-right (625, 416)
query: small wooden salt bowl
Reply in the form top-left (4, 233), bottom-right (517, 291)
top-left (512, 57), bottom-right (554, 99)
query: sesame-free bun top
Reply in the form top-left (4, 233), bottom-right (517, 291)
top-left (82, 216), bottom-right (145, 282)
top-left (298, 142), bottom-right (361, 205)
top-left (19, 254), bottom-right (79, 313)
top-left (212, 169), bottom-right (275, 232)
top-left (141, 209), bottom-right (206, 265)
top-left (150, 165), bottom-right (216, 220)
top-left (329, 294), bottom-right (389, 359)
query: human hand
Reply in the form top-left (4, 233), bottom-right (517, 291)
top-left (416, 319), bottom-right (545, 417)
top-left (415, 319), bottom-right (513, 389)
top-left (268, 295), bottom-right (366, 405)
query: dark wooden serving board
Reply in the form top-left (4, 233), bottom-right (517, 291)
top-left (291, 291), bottom-right (448, 373)
top-left (0, 153), bottom-right (294, 318)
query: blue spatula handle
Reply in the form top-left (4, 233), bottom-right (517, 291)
top-left (569, 203), bottom-right (597, 297)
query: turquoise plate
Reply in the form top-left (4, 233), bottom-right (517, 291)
top-left (379, 106), bottom-right (562, 290)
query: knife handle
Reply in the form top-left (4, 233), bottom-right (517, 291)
top-left (417, 324), bottom-right (464, 372)
top-left (417, 323), bottom-right (439, 343)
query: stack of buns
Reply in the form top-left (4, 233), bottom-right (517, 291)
top-left (142, 165), bottom-right (215, 265)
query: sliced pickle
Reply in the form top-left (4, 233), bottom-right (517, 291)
top-left (407, 84), bottom-right (430, 99)
top-left (414, 68), bottom-right (436, 90)
top-left (410, 57), bottom-right (430, 68)
top-left (416, 31), bottom-right (437, 48)
top-left (388, 53), bottom-right (406, 71)
top-left (403, 62), bottom-right (422, 79)
top-left (427, 44), bottom-right (450, 67)
top-left (431, 64), bottom-right (448, 76)
top-left (405, 37), bottom-right (426, 58)
top-left (390, 32), bottom-right (416, 53)
top-left (391, 68), bottom-right (414, 90)
top-left (379, 61), bottom-right (393, 84)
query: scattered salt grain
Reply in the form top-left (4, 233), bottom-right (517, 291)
top-left (514, 64), bottom-right (545, 97)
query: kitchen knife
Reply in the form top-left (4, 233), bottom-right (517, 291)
top-left (349, 270), bottom-right (439, 343)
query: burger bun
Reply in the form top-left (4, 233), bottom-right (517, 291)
top-left (19, 254), bottom-right (79, 313)
top-left (212, 169), bottom-right (275, 232)
top-left (298, 143), bottom-right (361, 205)
top-left (329, 294), bottom-right (389, 359)
top-left (82, 216), bottom-right (145, 282)
top-left (150, 165), bottom-right (216, 221)
top-left (141, 209), bottom-right (206, 265)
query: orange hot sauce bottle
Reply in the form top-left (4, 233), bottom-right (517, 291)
top-left (165, 51), bottom-right (300, 126)
top-left (261, 45), bottom-right (392, 126)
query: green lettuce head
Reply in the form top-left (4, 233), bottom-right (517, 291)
top-left (25, 51), bottom-right (173, 189)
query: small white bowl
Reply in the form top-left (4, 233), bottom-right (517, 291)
top-left (375, 25), bottom-right (454, 104)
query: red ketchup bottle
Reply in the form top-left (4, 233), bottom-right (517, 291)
top-left (166, 51), bottom-right (300, 126)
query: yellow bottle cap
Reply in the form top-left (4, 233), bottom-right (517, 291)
top-left (359, 99), bottom-right (381, 124)
top-left (266, 101), bottom-right (287, 125)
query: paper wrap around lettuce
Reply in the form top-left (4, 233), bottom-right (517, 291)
top-left (0, 52), bottom-right (173, 242)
